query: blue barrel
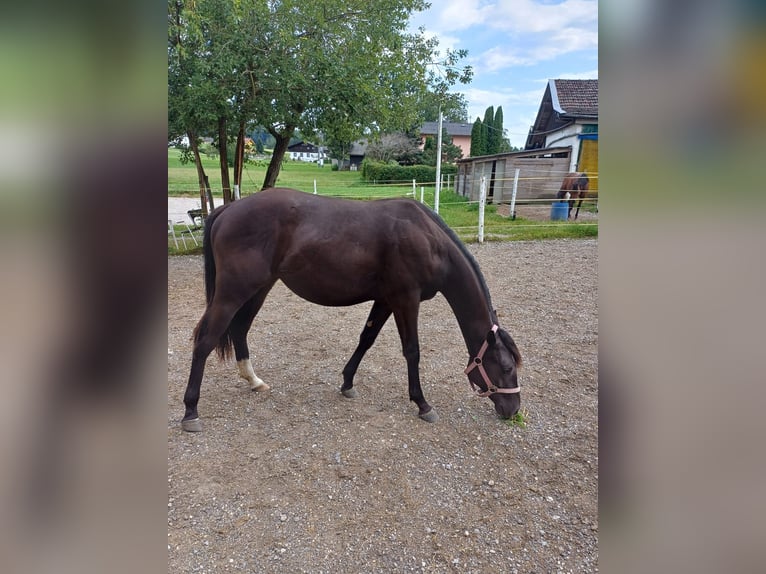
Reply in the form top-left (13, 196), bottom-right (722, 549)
top-left (550, 201), bottom-right (569, 221)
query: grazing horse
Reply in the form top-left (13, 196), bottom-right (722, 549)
top-left (181, 188), bottom-right (522, 432)
top-left (556, 172), bottom-right (590, 220)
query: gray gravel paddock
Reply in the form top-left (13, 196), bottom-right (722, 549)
top-left (168, 239), bottom-right (598, 573)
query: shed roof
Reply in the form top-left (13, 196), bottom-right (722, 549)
top-left (349, 140), bottom-right (368, 156)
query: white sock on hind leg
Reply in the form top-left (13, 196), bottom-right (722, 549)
top-left (237, 359), bottom-right (270, 391)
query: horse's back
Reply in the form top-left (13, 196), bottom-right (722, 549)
top-left (208, 188), bottom-right (449, 306)
top-left (558, 172), bottom-right (589, 198)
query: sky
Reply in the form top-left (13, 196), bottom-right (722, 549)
top-left (409, 0), bottom-right (598, 149)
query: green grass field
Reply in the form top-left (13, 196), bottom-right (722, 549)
top-left (168, 148), bottom-right (597, 252)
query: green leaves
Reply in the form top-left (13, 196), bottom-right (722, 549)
top-left (169, 0), bottom-right (470, 187)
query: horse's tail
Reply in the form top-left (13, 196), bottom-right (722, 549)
top-left (192, 203), bottom-right (235, 360)
top-left (201, 204), bottom-right (230, 306)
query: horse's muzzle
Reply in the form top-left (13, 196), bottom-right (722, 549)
top-left (492, 394), bottom-right (521, 418)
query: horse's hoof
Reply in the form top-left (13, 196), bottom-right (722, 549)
top-left (341, 387), bottom-right (357, 398)
top-left (181, 418), bottom-right (203, 432)
top-left (251, 382), bottom-right (270, 392)
top-left (418, 409), bottom-right (439, 423)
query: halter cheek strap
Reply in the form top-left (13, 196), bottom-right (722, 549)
top-left (464, 324), bottom-right (521, 397)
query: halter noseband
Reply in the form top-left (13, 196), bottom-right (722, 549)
top-left (464, 324), bottom-right (521, 397)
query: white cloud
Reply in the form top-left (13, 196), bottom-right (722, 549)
top-left (427, 0), bottom-right (597, 34)
top-left (426, 0), bottom-right (597, 70)
top-left (489, 0), bottom-right (597, 34)
top-left (434, 0), bottom-right (494, 31)
top-left (552, 68), bottom-right (599, 80)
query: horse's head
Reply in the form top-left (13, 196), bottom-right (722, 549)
top-left (576, 172), bottom-right (589, 192)
top-left (465, 325), bottom-right (522, 418)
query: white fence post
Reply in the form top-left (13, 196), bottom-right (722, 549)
top-left (420, 186), bottom-right (425, 204)
top-left (478, 176), bottom-right (487, 244)
top-left (510, 168), bottom-right (520, 220)
top-left (233, 184), bottom-right (240, 200)
top-left (434, 109), bottom-right (443, 214)
top-left (313, 179), bottom-right (317, 194)
top-left (412, 179), bottom-right (416, 197)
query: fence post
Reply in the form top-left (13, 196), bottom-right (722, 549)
top-left (233, 184), bottom-right (240, 200)
top-left (434, 109), bottom-right (443, 214)
top-left (510, 168), bottom-right (520, 220)
top-left (412, 179), bottom-right (416, 197)
top-left (420, 186), bottom-right (424, 204)
top-left (478, 176), bottom-right (487, 244)
top-left (313, 179), bottom-right (317, 194)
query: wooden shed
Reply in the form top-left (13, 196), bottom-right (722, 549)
top-left (455, 146), bottom-right (573, 203)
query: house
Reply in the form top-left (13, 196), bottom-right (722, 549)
top-left (525, 79), bottom-right (598, 184)
top-left (347, 140), bottom-right (368, 171)
top-left (287, 141), bottom-right (328, 163)
top-left (418, 121), bottom-right (473, 158)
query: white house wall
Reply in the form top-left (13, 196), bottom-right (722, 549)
top-left (545, 122), bottom-right (585, 172)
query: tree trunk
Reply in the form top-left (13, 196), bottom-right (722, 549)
top-left (262, 126), bottom-right (295, 189)
top-left (233, 121), bottom-right (245, 192)
top-left (187, 129), bottom-right (209, 216)
top-left (218, 116), bottom-right (232, 203)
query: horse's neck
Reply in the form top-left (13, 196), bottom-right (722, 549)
top-left (440, 250), bottom-right (495, 356)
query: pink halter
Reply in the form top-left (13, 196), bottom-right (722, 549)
top-left (464, 324), bottom-right (521, 397)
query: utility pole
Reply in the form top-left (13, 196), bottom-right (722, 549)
top-left (434, 108), bottom-right (443, 214)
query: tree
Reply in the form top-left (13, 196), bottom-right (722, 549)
top-left (170, 0), bottom-right (471, 192)
top-left (490, 106), bottom-right (504, 155)
top-left (243, 1), bottom-right (470, 189)
top-left (470, 116), bottom-right (485, 157)
top-left (422, 129), bottom-right (462, 165)
top-left (366, 133), bottom-right (423, 165)
top-left (168, 0), bottom-right (221, 213)
top-left (481, 106), bottom-right (498, 155)
top-left (417, 90), bottom-right (469, 124)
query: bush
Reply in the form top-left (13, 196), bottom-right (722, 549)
top-left (360, 159), bottom-right (457, 184)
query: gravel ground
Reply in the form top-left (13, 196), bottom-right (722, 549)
top-left (168, 239), bottom-right (598, 573)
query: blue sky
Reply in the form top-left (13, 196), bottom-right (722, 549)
top-left (409, 0), bottom-right (598, 149)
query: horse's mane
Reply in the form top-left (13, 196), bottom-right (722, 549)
top-left (412, 200), bottom-right (494, 312)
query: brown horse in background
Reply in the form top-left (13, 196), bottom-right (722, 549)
top-left (556, 172), bottom-right (590, 220)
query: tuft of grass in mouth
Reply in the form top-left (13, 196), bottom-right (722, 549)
top-left (505, 408), bottom-right (529, 428)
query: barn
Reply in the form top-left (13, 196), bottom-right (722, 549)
top-left (455, 146), bottom-right (574, 203)
top-left (456, 79), bottom-right (598, 203)
top-left (525, 78), bottom-right (598, 191)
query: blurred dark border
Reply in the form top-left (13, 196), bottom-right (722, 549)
top-left (0, 3), bottom-right (167, 573)
top-left (600, 2), bottom-right (766, 572)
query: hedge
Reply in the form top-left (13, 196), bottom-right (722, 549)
top-left (360, 159), bottom-right (457, 184)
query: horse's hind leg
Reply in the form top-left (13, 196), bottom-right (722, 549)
top-left (230, 282), bottom-right (276, 392)
top-left (340, 300), bottom-right (392, 398)
top-left (182, 298), bottom-right (244, 431)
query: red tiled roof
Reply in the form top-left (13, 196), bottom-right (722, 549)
top-left (552, 79), bottom-right (598, 117)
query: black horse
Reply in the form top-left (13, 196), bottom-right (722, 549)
top-left (556, 172), bottom-right (590, 220)
top-left (181, 188), bottom-right (522, 432)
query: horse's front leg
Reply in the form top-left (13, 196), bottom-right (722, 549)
top-left (340, 301), bottom-right (392, 398)
top-left (392, 303), bottom-right (438, 423)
